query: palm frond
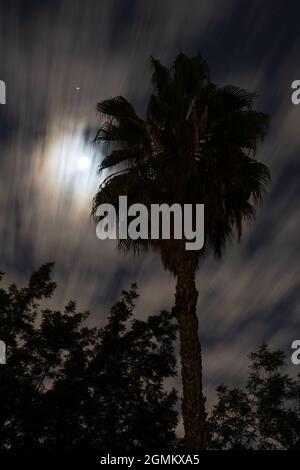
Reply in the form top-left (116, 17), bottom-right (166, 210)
top-left (150, 56), bottom-right (172, 99)
top-left (222, 86), bottom-right (258, 110)
top-left (173, 52), bottom-right (209, 97)
top-left (96, 96), bottom-right (138, 121)
top-left (210, 110), bottom-right (269, 150)
top-left (99, 148), bottom-right (145, 172)
top-left (245, 160), bottom-right (271, 203)
top-left (94, 120), bottom-right (149, 148)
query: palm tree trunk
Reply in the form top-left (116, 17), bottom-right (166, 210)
top-left (173, 259), bottom-right (206, 449)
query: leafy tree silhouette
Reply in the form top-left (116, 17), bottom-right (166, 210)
top-left (208, 345), bottom-right (300, 450)
top-left (0, 264), bottom-right (178, 450)
top-left (92, 52), bottom-right (270, 448)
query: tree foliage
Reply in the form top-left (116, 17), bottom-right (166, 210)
top-left (208, 345), bottom-right (300, 450)
top-left (0, 264), bottom-right (178, 450)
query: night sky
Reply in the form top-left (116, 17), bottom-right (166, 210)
top-left (0, 0), bottom-right (299, 421)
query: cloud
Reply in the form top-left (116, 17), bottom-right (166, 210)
top-left (0, 0), bottom-right (299, 407)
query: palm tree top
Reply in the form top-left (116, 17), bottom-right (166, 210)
top-left (92, 52), bottom-right (270, 265)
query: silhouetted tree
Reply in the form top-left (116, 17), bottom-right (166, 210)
top-left (208, 345), bottom-right (300, 449)
top-left (92, 52), bottom-right (270, 448)
top-left (0, 264), bottom-right (178, 450)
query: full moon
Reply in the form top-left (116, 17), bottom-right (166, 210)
top-left (77, 155), bottom-right (91, 171)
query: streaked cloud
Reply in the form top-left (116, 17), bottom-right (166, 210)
top-left (0, 0), bottom-right (299, 406)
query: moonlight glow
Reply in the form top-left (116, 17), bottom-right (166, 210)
top-left (77, 155), bottom-right (91, 171)
top-left (43, 127), bottom-right (100, 208)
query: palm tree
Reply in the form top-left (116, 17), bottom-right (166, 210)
top-left (92, 53), bottom-right (270, 449)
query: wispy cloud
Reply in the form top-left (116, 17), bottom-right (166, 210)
top-left (0, 0), bottom-right (299, 405)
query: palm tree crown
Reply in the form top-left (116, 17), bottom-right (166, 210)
top-left (92, 53), bottom-right (270, 272)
